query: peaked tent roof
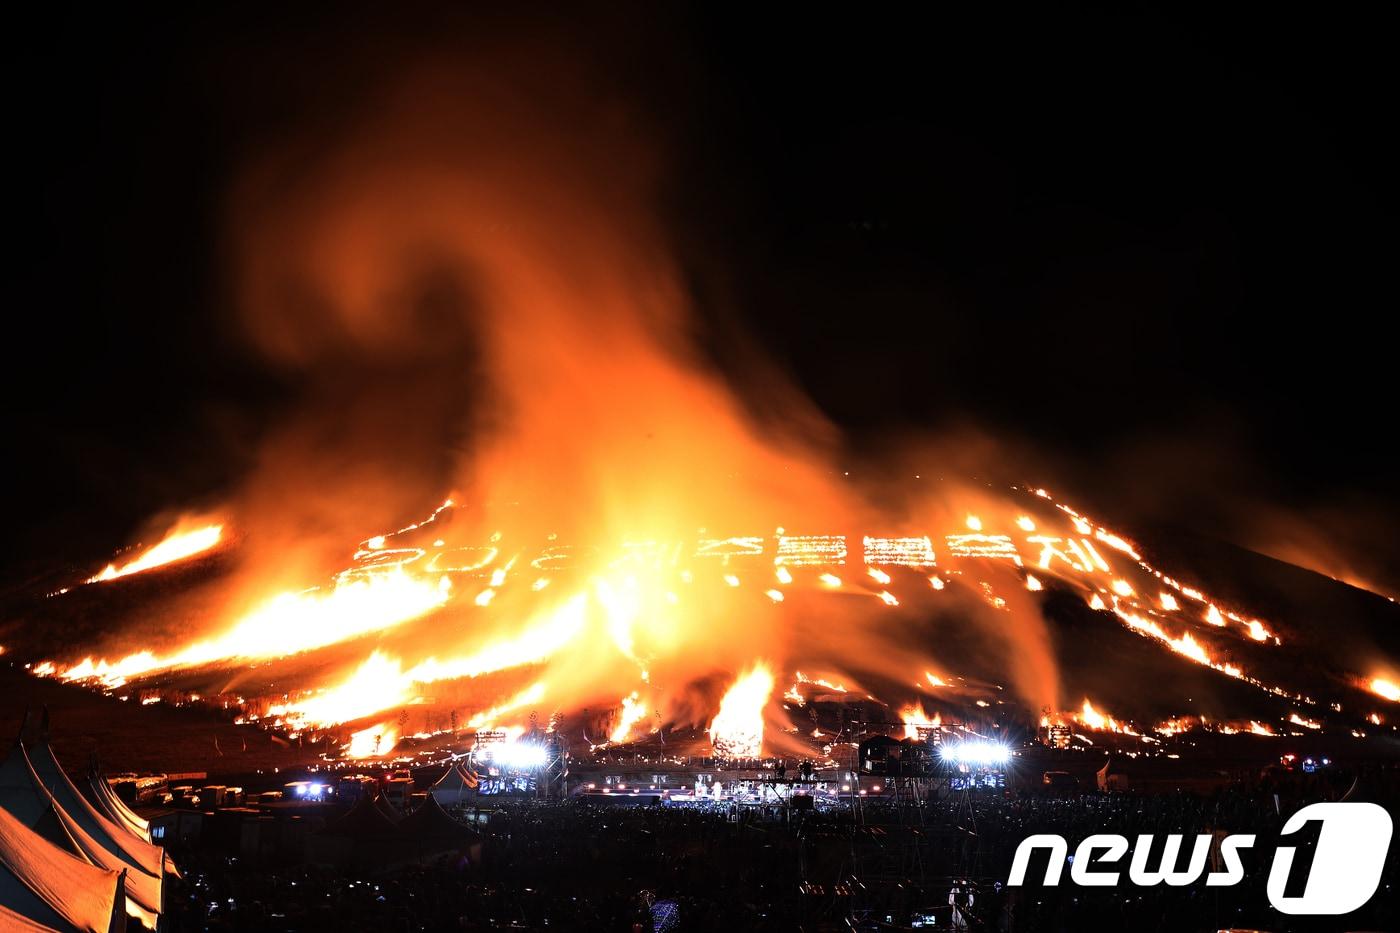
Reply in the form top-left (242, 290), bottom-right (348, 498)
top-left (0, 804), bottom-right (123, 933)
top-left (0, 742), bottom-right (53, 826)
top-left (35, 796), bottom-right (161, 927)
top-left (373, 793), bottom-right (404, 824)
top-left (25, 742), bottom-right (170, 881)
top-left (0, 744), bottom-right (161, 927)
top-left (430, 763), bottom-right (478, 795)
top-left (320, 793), bottom-right (401, 840)
top-left (400, 794), bottom-right (479, 841)
top-left (0, 902), bottom-right (63, 931)
top-left (85, 773), bottom-right (149, 840)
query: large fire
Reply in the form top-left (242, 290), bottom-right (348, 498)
top-left (32, 479), bottom-right (1394, 757)
top-left (901, 703), bottom-right (942, 740)
top-left (88, 522), bottom-right (223, 583)
top-left (19, 60), bottom-right (1396, 764)
top-left (708, 665), bottom-right (775, 758)
top-left (1371, 678), bottom-right (1400, 702)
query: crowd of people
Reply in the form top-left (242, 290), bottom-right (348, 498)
top-left (160, 762), bottom-right (1399, 931)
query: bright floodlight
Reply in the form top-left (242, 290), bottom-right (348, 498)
top-left (940, 740), bottom-right (1010, 767)
top-left (487, 740), bottom-right (550, 770)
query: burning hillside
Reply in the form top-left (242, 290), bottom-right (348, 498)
top-left (11, 479), bottom-right (1398, 765)
top-left (4, 45), bottom-right (1397, 770)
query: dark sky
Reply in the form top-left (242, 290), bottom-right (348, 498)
top-left (5, 6), bottom-right (1396, 581)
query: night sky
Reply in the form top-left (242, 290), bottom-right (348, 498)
top-left (6, 7), bottom-right (1396, 585)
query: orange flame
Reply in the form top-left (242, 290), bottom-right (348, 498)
top-left (88, 522), bottom-right (223, 583)
top-left (900, 702), bottom-right (941, 740)
top-left (709, 664), bottom-right (774, 758)
top-left (610, 691), bottom-right (649, 743)
top-left (346, 721), bottom-right (399, 759)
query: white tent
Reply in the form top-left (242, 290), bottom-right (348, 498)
top-left (86, 774), bottom-right (149, 841)
top-left (0, 901), bottom-right (63, 931)
top-left (26, 740), bottom-right (177, 881)
top-left (35, 788), bottom-right (162, 928)
top-left (0, 804), bottom-right (124, 933)
top-left (1097, 757), bottom-right (1130, 792)
top-left (430, 763), bottom-right (479, 807)
top-left (0, 742), bottom-right (51, 826)
top-left (0, 743), bottom-right (161, 928)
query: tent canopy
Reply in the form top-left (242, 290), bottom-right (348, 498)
top-left (400, 794), bottom-right (480, 842)
top-left (26, 742), bottom-right (168, 881)
top-left (320, 793), bottom-right (402, 840)
top-left (374, 793), bottom-right (404, 825)
top-left (0, 804), bottom-right (123, 933)
top-left (36, 794), bottom-right (161, 927)
top-left (86, 773), bottom-right (149, 840)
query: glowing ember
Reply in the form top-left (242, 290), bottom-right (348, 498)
top-left (709, 664), bottom-right (774, 758)
top-left (864, 536), bottom-right (936, 568)
top-left (775, 535), bottom-right (846, 566)
top-left (945, 533), bottom-right (1021, 563)
top-left (88, 523), bottom-right (223, 583)
top-left (1152, 715), bottom-right (1195, 736)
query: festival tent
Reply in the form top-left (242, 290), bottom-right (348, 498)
top-left (85, 771), bottom-right (150, 841)
top-left (0, 741), bottom-right (56, 827)
top-left (429, 763), bottom-right (479, 808)
top-left (2, 744), bottom-right (160, 927)
top-left (400, 795), bottom-right (482, 862)
top-left (1, 902), bottom-right (64, 931)
top-left (26, 739), bottom-right (178, 881)
top-left (0, 805), bottom-right (125, 933)
top-left (306, 792), bottom-right (406, 869)
top-left (321, 792), bottom-right (402, 840)
top-left (30, 797), bottom-right (161, 930)
top-left (373, 792), bottom-right (404, 824)
top-left (399, 794), bottom-right (479, 844)
top-left (1097, 757), bottom-right (1130, 792)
